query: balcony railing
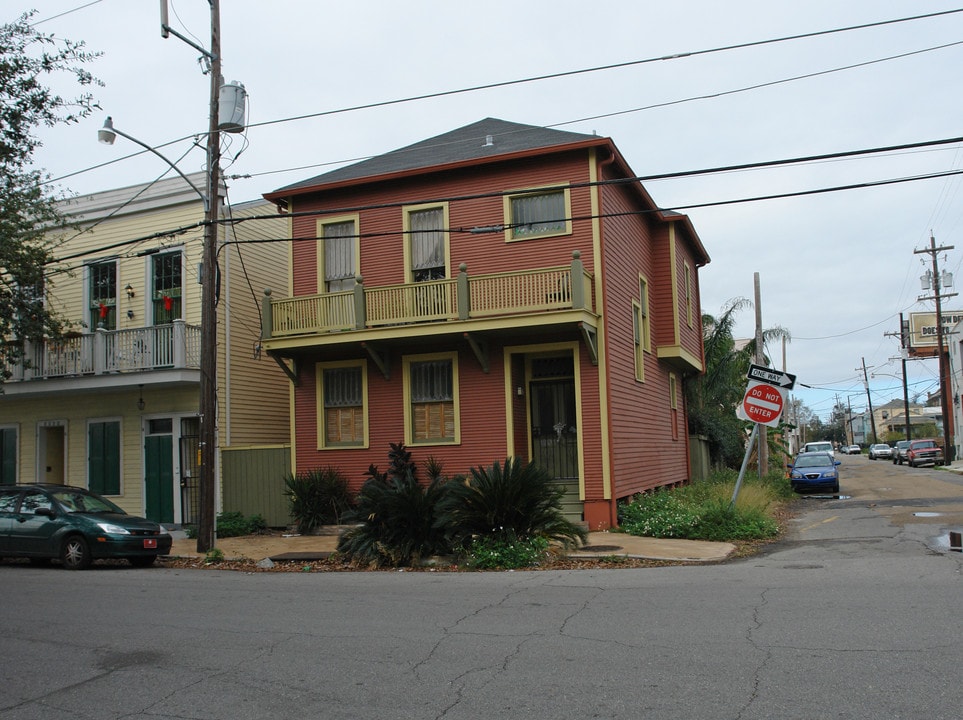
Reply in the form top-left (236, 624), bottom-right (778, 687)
top-left (264, 251), bottom-right (594, 339)
top-left (5, 321), bottom-right (201, 382)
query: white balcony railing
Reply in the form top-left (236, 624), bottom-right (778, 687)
top-left (4, 321), bottom-right (201, 383)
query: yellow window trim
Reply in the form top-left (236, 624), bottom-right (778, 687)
top-left (315, 214), bottom-right (361, 295)
top-left (316, 359), bottom-right (369, 450)
top-left (502, 183), bottom-right (573, 243)
top-left (402, 351), bottom-right (461, 446)
top-left (402, 202), bottom-right (451, 283)
top-left (632, 300), bottom-right (645, 383)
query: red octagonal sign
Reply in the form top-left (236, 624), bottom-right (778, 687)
top-left (741, 381), bottom-right (784, 427)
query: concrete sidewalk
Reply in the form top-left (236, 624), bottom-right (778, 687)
top-left (168, 530), bottom-right (736, 564)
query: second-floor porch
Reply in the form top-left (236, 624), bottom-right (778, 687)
top-left (3, 321), bottom-right (201, 395)
top-left (262, 252), bottom-right (596, 349)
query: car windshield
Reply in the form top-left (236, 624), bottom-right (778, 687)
top-left (52, 490), bottom-right (125, 514)
top-left (914, 441), bottom-right (937, 449)
top-left (794, 453), bottom-right (833, 468)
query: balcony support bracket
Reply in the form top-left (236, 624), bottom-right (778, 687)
top-left (269, 353), bottom-right (299, 386)
top-left (361, 342), bottom-right (390, 379)
top-left (579, 323), bottom-right (598, 365)
top-left (463, 332), bottom-right (489, 373)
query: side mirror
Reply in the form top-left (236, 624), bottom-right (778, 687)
top-left (834, 461), bottom-right (841, 466)
top-left (34, 507), bottom-right (56, 518)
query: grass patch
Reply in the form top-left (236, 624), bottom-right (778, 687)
top-left (618, 468), bottom-right (791, 542)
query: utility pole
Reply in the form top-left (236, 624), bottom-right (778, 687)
top-left (859, 357), bottom-right (878, 444)
top-left (753, 272), bottom-right (768, 476)
top-left (197, 0), bottom-right (222, 553)
top-left (915, 234), bottom-right (956, 463)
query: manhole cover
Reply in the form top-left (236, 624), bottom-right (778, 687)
top-left (580, 545), bottom-right (623, 552)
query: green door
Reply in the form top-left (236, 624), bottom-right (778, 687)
top-left (144, 434), bottom-right (174, 523)
top-left (0, 428), bottom-right (16, 484)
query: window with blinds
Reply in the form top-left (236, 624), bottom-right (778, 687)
top-left (321, 365), bottom-right (365, 447)
top-left (323, 221), bottom-right (357, 292)
top-left (409, 207), bottom-right (446, 282)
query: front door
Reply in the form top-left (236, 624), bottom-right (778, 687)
top-left (144, 419), bottom-right (174, 523)
top-left (529, 356), bottom-right (581, 522)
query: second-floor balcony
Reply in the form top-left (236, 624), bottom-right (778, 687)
top-left (262, 253), bottom-right (595, 343)
top-left (5, 321), bottom-right (201, 384)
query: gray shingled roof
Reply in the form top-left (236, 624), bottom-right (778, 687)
top-left (272, 118), bottom-right (600, 194)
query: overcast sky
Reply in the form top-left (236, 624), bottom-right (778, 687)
top-left (18, 0), bottom-right (963, 422)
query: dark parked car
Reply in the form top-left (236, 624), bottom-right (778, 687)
top-left (0, 484), bottom-right (172, 569)
top-left (893, 440), bottom-right (912, 465)
top-left (787, 452), bottom-right (840, 493)
top-left (906, 439), bottom-right (944, 468)
top-left (868, 443), bottom-right (893, 460)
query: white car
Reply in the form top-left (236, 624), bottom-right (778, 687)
top-left (868, 443), bottom-right (893, 460)
top-left (844, 444), bottom-right (861, 455)
top-left (801, 441), bottom-right (835, 456)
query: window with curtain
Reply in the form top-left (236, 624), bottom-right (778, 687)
top-left (323, 221), bottom-right (357, 292)
top-left (409, 207), bottom-right (445, 281)
top-left (509, 189), bottom-right (567, 239)
top-left (321, 365), bottom-right (365, 447)
top-left (152, 252), bottom-right (182, 324)
top-left (409, 358), bottom-right (456, 443)
top-left (88, 261), bottom-right (117, 330)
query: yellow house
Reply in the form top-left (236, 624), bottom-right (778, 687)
top-left (0, 174), bottom-right (289, 525)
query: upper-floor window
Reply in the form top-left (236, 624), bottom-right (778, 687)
top-left (405, 353), bottom-right (459, 445)
top-left (406, 205), bottom-right (447, 282)
top-left (505, 187), bottom-right (571, 241)
top-left (152, 252), bottom-right (182, 324)
top-left (320, 219), bottom-right (358, 292)
top-left (669, 372), bottom-right (679, 440)
top-left (318, 361), bottom-right (367, 448)
top-left (88, 260), bottom-right (117, 331)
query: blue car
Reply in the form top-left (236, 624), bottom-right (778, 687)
top-left (787, 452), bottom-right (840, 493)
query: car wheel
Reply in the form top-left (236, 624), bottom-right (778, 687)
top-left (832, 482), bottom-right (840, 493)
top-left (129, 556), bottom-right (156, 568)
top-left (61, 535), bottom-right (91, 570)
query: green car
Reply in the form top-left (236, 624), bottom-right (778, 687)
top-left (0, 484), bottom-right (172, 569)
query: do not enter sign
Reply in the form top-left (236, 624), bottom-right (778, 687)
top-left (740, 380), bottom-right (785, 427)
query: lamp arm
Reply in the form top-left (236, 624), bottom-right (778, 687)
top-left (109, 126), bottom-right (208, 211)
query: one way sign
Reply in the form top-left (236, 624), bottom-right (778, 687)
top-left (746, 363), bottom-right (796, 390)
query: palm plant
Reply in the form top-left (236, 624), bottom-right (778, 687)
top-left (283, 467), bottom-right (353, 534)
top-left (437, 457), bottom-right (587, 550)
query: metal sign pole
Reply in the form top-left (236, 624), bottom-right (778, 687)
top-left (730, 423), bottom-right (759, 509)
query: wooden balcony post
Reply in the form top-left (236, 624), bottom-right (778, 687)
top-left (457, 263), bottom-right (470, 320)
top-left (354, 276), bottom-right (367, 329)
top-left (93, 327), bottom-right (107, 375)
top-left (261, 288), bottom-right (273, 340)
top-left (172, 319), bottom-right (187, 368)
top-left (570, 250), bottom-right (585, 310)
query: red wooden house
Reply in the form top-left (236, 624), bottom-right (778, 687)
top-left (260, 118), bottom-right (709, 530)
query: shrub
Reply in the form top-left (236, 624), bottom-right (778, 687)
top-left (465, 533), bottom-right (550, 570)
top-left (215, 511), bottom-right (266, 538)
top-left (618, 490), bottom-right (701, 538)
top-left (337, 444), bottom-right (450, 567)
top-left (438, 457), bottom-right (587, 551)
top-left (284, 467), bottom-right (354, 534)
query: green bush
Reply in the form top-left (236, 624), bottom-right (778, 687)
top-left (618, 490), bottom-right (701, 538)
top-left (465, 534), bottom-right (550, 570)
top-left (438, 457), bottom-right (587, 551)
top-left (215, 511), bottom-right (267, 538)
top-left (284, 467), bottom-right (354, 534)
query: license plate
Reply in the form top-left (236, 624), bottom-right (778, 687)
top-left (143, 539), bottom-right (157, 549)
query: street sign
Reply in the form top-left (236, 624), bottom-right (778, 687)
top-left (746, 363), bottom-right (796, 390)
top-left (740, 381), bottom-right (785, 427)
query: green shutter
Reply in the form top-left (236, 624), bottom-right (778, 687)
top-left (88, 422), bottom-right (120, 495)
top-left (0, 428), bottom-right (16, 484)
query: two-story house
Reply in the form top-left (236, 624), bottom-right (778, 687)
top-left (0, 174), bottom-right (289, 526)
top-left (259, 118), bottom-right (710, 530)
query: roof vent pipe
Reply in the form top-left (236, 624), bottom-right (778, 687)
top-left (484, 134), bottom-right (494, 147)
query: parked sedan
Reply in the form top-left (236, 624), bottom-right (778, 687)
top-left (0, 484), bottom-right (172, 569)
top-left (868, 443), bottom-right (893, 460)
top-left (893, 439), bottom-right (912, 465)
top-left (843, 444), bottom-right (861, 455)
top-left (787, 452), bottom-right (840, 493)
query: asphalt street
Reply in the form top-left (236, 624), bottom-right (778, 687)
top-left (1, 455), bottom-right (961, 720)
